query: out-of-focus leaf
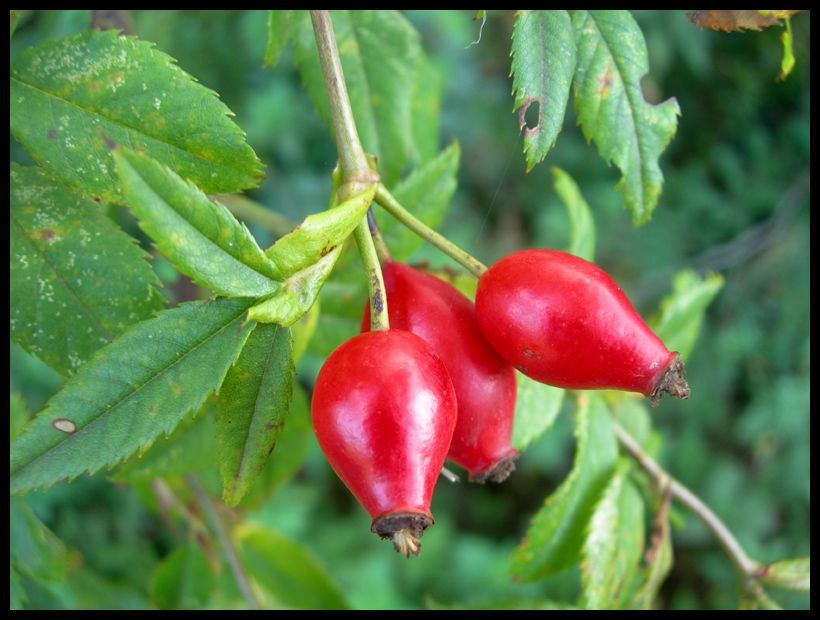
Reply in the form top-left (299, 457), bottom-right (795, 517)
top-left (10, 30), bottom-right (263, 203)
top-left (652, 269), bottom-right (724, 362)
top-left (758, 556), bottom-right (810, 593)
top-left (10, 496), bottom-right (70, 609)
top-left (411, 52), bottom-right (444, 167)
top-left (216, 322), bottom-right (293, 506)
top-left (511, 10), bottom-right (576, 172)
top-left (112, 405), bottom-right (218, 482)
top-left (579, 458), bottom-right (645, 610)
top-left (10, 297), bottom-right (256, 495)
top-left (512, 373), bottom-right (564, 452)
top-left (510, 393), bottom-right (619, 580)
top-left (291, 300), bottom-right (320, 364)
top-left (779, 22), bottom-right (796, 80)
top-left (687, 10), bottom-right (799, 32)
top-left (371, 141), bottom-right (460, 262)
top-left (113, 147), bottom-right (281, 297)
top-left (265, 185), bottom-right (376, 278)
top-left (572, 11), bottom-right (680, 226)
top-left (551, 166), bottom-right (596, 262)
top-left (265, 10), bottom-right (301, 67)
top-left (295, 10), bottom-right (422, 186)
top-left (10, 163), bottom-right (164, 377)
top-left (237, 522), bottom-right (350, 610)
top-left (151, 542), bottom-right (215, 610)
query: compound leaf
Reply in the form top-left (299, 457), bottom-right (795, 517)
top-left (10, 297), bottom-right (256, 496)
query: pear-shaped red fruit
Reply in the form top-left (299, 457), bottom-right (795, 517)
top-left (475, 249), bottom-right (689, 406)
top-left (362, 261), bottom-right (519, 482)
top-left (312, 329), bottom-right (457, 557)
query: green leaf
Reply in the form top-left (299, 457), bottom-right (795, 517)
top-left (572, 11), bottom-right (680, 225)
top-left (410, 52), bottom-right (444, 167)
top-left (579, 458), bottom-right (645, 610)
top-left (265, 10), bottom-right (300, 67)
top-left (112, 405), bottom-right (218, 483)
top-left (237, 522), bottom-right (350, 610)
top-left (248, 245), bottom-right (342, 327)
top-left (10, 496), bottom-right (69, 588)
top-left (758, 556), bottom-right (810, 593)
top-left (295, 10), bottom-right (421, 186)
top-left (10, 30), bottom-right (263, 203)
top-left (371, 141), bottom-right (460, 262)
top-left (551, 166), bottom-right (596, 262)
top-left (10, 163), bottom-right (165, 377)
top-left (778, 19), bottom-right (796, 80)
top-left (512, 373), bottom-right (564, 452)
top-left (216, 322), bottom-right (294, 506)
top-left (511, 10), bottom-right (576, 172)
top-left (653, 269), bottom-right (724, 361)
top-left (113, 147), bottom-right (282, 297)
top-left (510, 393), bottom-right (619, 580)
top-left (231, 382), bottom-right (313, 512)
top-left (265, 184), bottom-right (376, 278)
top-left (10, 297), bottom-right (256, 495)
top-left (151, 542), bottom-right (215, 610)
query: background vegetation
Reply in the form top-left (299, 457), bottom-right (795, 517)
top-left (10, 10), bottom-right (809, 609)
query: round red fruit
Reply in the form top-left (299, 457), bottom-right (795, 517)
top-left (311, 329), bottom-right (457, 557)
top-left (475, 249), bottom-right (689, 406)
top-left (362, 261), bottom-right (519, 482)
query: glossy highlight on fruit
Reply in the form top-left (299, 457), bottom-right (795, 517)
top-left (311, 329), bottom-right (457, 557)
top-left (361, 261), bottom-right (519, 482)
top-left (475, 249), bottom-right (690, 406)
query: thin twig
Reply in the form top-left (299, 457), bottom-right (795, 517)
top-left (613, 422), bottom-right (761, 591)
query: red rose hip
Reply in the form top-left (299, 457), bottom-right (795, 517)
top-left (475, 249), bottom-right (690, 406)
top-left (311, 329), bottom-right (457, 557)
top-left (361, 261), bottom-right (519, 482)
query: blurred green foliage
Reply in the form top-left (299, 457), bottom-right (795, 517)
top-left (10, 10), bottom-right (809, 609)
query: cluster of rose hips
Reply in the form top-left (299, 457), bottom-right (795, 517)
top-left (311, 248), bottom-right (690, 557)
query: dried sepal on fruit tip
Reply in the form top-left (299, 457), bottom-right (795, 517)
top-left (371, 512), bottom-right (433, 558)
top-left (469, 450), bottom-right (520, 484)
top-left (649, 353), bottom-right (690, 407)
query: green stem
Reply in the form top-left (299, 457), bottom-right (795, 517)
top-left (311, 10), bottom-right (387, 330)
top-left (310, 10), bottom-right (377, 197)
top-left (375, 184), bottom-right (489, 278)
top-left (367, 208), bottom-right (392, 265)
top-left (353, 218), bottom-right (389, 331)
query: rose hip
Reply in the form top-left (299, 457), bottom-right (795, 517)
top-left (361, 261), bottom-right (519, 482)
top-left (311, 329), bottom-right (457, 556)
top-left (475, 249), bottom-right (689, 406)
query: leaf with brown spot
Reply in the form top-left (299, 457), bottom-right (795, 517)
top-left (10, 297), bottom-right (256, 495)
